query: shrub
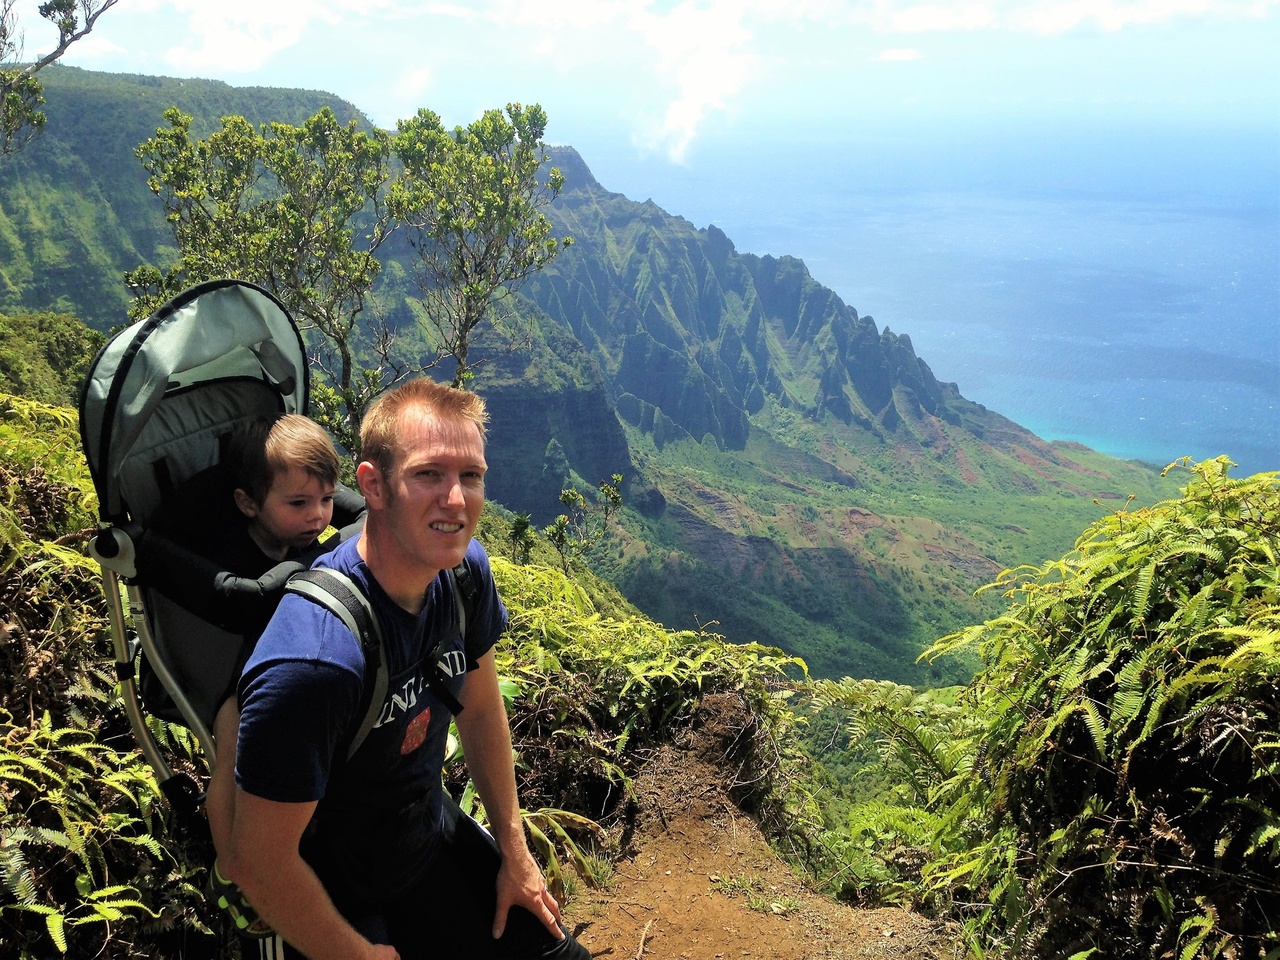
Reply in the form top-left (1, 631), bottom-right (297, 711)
top-left (930, 458), bottom-right (1280, 959)
top-left (1, 394), bottom-right (210, 959)
top-left (487, 559), bottom-right (806, 828)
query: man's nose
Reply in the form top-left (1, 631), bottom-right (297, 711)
top-left (443, 478), bottom-right (466, 508)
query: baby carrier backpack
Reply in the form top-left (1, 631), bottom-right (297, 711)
top-left (79, 279), bottom-right (476, 956)
top-left (77, 278), bottom-right (403, 790)
top-left (80, 279), bottom-right (318, 810)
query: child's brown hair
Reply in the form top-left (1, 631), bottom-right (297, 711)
top-left (228, 414), bottom-right (340, 505)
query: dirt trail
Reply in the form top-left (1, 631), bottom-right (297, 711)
top-left (564, 746), bottom-right (961, 960)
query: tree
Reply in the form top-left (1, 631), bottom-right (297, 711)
top-left (0, 310), bottom-right (105, 404)
top-left (508, 512), bottom-right (535, 564)
top-left (129, 107), bottom-right (399, 454)
top-left (0, 0), bottom-right (117, 157)
top-left (390, 103), bottom-right (571, 387)
top-left (544, 474), bottom-right (623, 573)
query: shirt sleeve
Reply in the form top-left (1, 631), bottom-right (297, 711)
top-left (463, 540), bottom-right (508, 669)
top-left (235, 594), bottom-right (366, 803)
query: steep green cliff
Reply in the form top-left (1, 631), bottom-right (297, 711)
top-left (0, 65), bottom-right (363, 326)
top-left (0, 69), bottom-right (1183, 682)
top-left (486, 146), bottom-right (1179, 682)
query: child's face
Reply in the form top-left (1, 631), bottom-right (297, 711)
top-left (236, 466), bottom-right (336, 559)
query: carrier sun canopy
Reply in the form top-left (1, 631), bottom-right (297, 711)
top-left (79, 280), bottom-right (309, 527)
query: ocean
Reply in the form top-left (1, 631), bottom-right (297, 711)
top-left (581, 121), bottom-right (1280, 476)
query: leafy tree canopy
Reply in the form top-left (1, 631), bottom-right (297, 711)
top-left (0, 0), bottom-right (117, 156)
top-left (0, 309), bottom-right (103, 404)
top-left (128, 105), bottom-right (399, 454)
top-left (131, 101), bottom-right (572, 453)
top-left (390, 103), bottom-right (571, 386)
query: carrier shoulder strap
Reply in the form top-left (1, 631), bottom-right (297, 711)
top-left (285, 562), bottom-right (476, 761)
top-left (286, 568), bottom-right (387, 760)
top-left (451, 557), bottom-right (477, 642)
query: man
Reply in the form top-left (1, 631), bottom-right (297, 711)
top-left (223, 379), bottom-right (590, 960)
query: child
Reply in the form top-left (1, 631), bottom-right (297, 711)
top-left (150, 413), bottom-right (344, 937)
top-left (204, 414), bottom-right (340, 860)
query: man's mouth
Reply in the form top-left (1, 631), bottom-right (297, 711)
top-left (430, 521), bottom-right (464, 533)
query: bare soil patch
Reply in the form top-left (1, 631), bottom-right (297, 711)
top-left (564, 740), bottom-right (963, 960)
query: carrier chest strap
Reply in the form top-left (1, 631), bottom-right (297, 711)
top-left (285, 564), bottom-right (473, 760)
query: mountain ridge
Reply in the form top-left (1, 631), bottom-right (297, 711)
top-left (0, 68), bottom-right (1183, 681)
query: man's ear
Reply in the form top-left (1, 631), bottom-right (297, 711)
top-left (232, 488), bottom-right (259, 519)
top-left (356, 461), bottom-right (384, 508)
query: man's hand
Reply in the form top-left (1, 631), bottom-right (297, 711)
top-left (454, 651), bottom-right (567, 942)
top-left (492, 844), bottom-right (565, 941)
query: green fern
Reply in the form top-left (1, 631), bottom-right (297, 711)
top-left (920, 458), bottom-right (1280, 958)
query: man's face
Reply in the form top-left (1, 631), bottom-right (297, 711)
top-left (363, 407), bottom-right (487, 577)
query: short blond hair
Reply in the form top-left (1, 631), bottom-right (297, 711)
top-left (360, 379), bottom-right (488, 476)
top-left (229, 414), bottom-right (340, 504)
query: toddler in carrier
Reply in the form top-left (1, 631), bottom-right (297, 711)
top-left (148, 413), bottom-right (344, 935)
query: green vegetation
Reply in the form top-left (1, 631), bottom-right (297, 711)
top-left (3, 338), bottom-right (1276, 960)
top-left (813, 458), bottom-right (1280, 958)
top-left (543, 474), bottom-right (624, 573)
top-left (128, 105), bottom-right (398, 454)
top-left (0, 393), bottom-right (204, 958)
top-left (0, 66), bottom-right (1193, 684)
top-left (128, 100), bottom-right (569, 452)
top-left (0, 0), bottom-right (118, 158)
top-left (390, 103), bottom-right (571, 387)
top-left (0, 67), bottom-right (368, 327)
top-left (0, 309), bottom-right (103, 404)
top-left (0, 390), bottom-right (806, 957)
top-left (0, 61), bottom-right (1269, 960)
top-left (611, 422), bottom-right (1180, 685)
top-left (521, 157), bottom-right (1187, 684)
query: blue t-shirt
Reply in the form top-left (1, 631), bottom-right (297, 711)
top-left (235, 536), bottom-right (506, 897)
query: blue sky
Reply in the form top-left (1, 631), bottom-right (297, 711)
top-left (40, 0), bottom-right (1280, 173)
top-left (20, 1), bottom-right (1280, 469)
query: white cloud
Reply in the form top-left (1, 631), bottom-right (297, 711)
top-left (1023, 0), bottom-right (1278, 33)
top-left (886, 4), bottom-right (997, 32)
top-left (635, 1), bottom-right (757, 162)
top-left (466, 0), bottom-right (1274, 155)
top-left (420, 0), bottom-right (763, 162)
top-left (874, 48), bottom-right (924, 60)
top-left (382, 65), bottom-right (436, 124)
top-left (87, 0), bottom-right (1277, 159)
top-left (158, 0), bottom-right (355, 72)
top-left (813, 0), bottom-right (1275, 33)
top-left (58, 32), bottom-right (125, 61)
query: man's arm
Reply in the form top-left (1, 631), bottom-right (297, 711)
top-left (223, 791), bottom-right (400, 960)
top-left (453, 649), bottom-right (565, 941)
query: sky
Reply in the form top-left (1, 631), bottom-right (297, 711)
top-left (13, 0), bottom-right (1280, 470)
top-left (31, 0), bottom-right (1280, 176)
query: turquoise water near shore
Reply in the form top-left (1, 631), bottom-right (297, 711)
top-left (585, 124), bottom-right (1280, 475)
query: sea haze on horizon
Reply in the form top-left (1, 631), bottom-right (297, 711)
top-left (581, 119), bottom-right (1279, 477)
